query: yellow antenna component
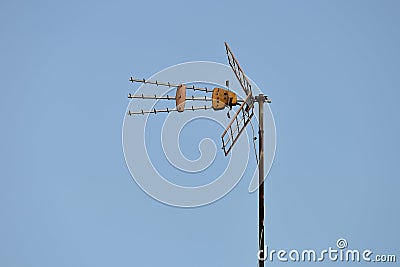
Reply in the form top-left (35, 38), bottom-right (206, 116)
top-left (176, 84), bottom-right (186, 112)
top-left (212, 88), bottom-right (237, 110)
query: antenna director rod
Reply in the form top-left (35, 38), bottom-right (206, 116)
top-left (129, 77), bottom-right (212, 92)
top-left (128, 105), bottom-right (213, 115)
top-left (127, 93), bottom-right (213, 102)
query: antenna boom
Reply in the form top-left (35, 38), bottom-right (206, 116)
top-left (128, 94), bottom-right (213, 102)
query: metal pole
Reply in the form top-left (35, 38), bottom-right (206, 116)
top-left (257, 94), bottom-right (265, 267)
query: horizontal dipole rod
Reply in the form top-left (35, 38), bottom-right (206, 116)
top-left (129, 77), bottom-right (212, 93)
top-left (127, 93), bottom-right (245, 103)
top-left (127, 93), bottom-right (213, 101)
top-left (128, 105), bottom-right (213, 115)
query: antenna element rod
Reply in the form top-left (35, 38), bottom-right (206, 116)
top-left (128, 105), bottom-right (213, 115)
top-left (127, 94), bottom-right (213, 101)
top-left (129, 77), bottom-right (212, 92)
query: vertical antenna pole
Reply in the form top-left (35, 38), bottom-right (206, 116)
top-left (257, 94), bottom-right (265, 267)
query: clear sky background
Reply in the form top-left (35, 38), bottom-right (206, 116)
top-left (1, 0), bottom-right (399, 266)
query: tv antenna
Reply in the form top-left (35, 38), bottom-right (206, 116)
top-left (127, 77), bottom-right (245, 115)
top-left (127, 42), bottom-right (272, 267)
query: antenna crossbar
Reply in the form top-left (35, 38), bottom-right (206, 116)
top-left (128, 105), bottom-right (213, 115)
top-left (129, 77), bottom-right (212, 93)
top-left (127, 93), bottom-right (213, 102)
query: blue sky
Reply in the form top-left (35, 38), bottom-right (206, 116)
top-left (1, 0), bottom-right (399, 266)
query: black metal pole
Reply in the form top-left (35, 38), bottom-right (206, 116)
top-left (257, 94), bottom-right (265, 267)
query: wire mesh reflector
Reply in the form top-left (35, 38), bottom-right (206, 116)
top-left (221, 94), bottom-right (254, 156)
top-left (224, 42), bottom-right (253, 97)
